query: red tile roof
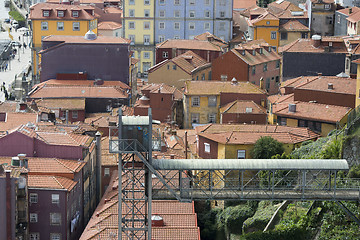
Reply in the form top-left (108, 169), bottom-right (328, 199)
top-left (337, 6), bottom-right (360, 16)
top-left (233, 0), bottom-right (257, 9)
top-left (98, 21), bottom-right (122, 30)
top-left (279, 37), bottom-right (347, 53)
top-left (28, 175), bottom-right (77, 191)
top-left (36, 98), bottom-right (85, 110)
top-left (0, 113), bottom-right (38, 132)
top-left (141, 83), bottom-right (183, 100)
top-left (156, 39), bottom-right (222, 52)
top-left (30, 3), bottom-right (97, 20)
top-left (220, 100), bottom-right (267, 114)
top-left (279, 19), bottom-right (309, 32)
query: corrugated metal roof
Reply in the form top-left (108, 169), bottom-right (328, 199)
top-left (152, 159), bottom-right (349, 170)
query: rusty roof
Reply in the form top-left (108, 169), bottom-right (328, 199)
top-left (28, 175), bottom-right (77, 191)
top-left (30, 3), bottom-right (97, 20)
top-left (184, 80), bottom-right (266, 95)
top-left (36, 98), bottom-right (85, 110)
top-left (279, 37), bottom-right (347, 53)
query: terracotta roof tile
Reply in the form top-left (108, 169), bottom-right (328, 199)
top-left (337, 6), bottom-right (360, 16)
top-left (0, 101), bottom-right (17, 112)
top-left (232, 43), bottom-right (281, 66)
top-left (156, 39), bottom-right (222, 52)
top-left (42, 34), bottom-right (130, 45)
top-left (33, 79), bottom-right (130, 89)
top-left (30, 3), bottom-right (97, 21)
top-left (28, 175), bottom-right (77, 191)
top-left (279, 19), bottom-right (309, 32)
top-left (104, 7), bottom-right (122, 13)
top-left (98, 21), bottom-right (122, 30)
top-left (185, 80), bottom-right (266, 95)
top-left (274, 101), bottom-right (351, 123)
top-left (220, 100), bottom-right (267, 114)
top-left (233, 0), bottom-right (257, 9)
top-left (347, 10), bottom-right (360, 23)
top-left (142, 83), bottom-right (183, 100)
top-left (194, 32), bottom-right (228, 48)
top-left (36, 98), bottom-right (85, 110)
top-left (0, 113), bottom-right (38, 132)
top-left (294, 76), bottom-right (356, 95)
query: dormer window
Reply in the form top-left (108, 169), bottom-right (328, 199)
top-left (72, 10), bottom-right (79, 17)
top-left (259, 48), bottom-right (263, 54)
top-left (252, 50), bottom-right (256, 56)
top-left (43, 10), bottom-right (50, 17)
top-left (57, 10), bottom-right (64, 17)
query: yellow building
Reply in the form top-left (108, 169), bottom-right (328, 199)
top-left (248, 12), bottom-right (280, 51)
top-left (183, 80), bottom-right (267, 129)
top-left (29, 3), bottom-right (98, 83)
top-left (354, 58), bottom-right (360, 107)
top-left (278, 19), bottom-right (310, 47)
top-left (123, 0), bottom-right (154, 74)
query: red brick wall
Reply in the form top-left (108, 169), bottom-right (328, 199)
top-left (248, 60), bottom-right (281, 95)
top-left (150, 92), bottom-right (174, 122)
top-left (221, 113), bottom-right (267, 124)
top-left (59, 110), bottom-right (85, 122)
top-left (294, 89), bottom-right (355, 108)
top-left (198, 135), bottom-right (218, 159)
top-left (156, 48), bottom-right (221, 64)
top-left (211, 51), bottom-right (249, 81)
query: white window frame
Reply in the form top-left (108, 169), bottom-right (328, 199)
top-left (72, 110), bottom-right (78, 119)
top-left (30, 213), bottom-right (38, 223)
top-left (43, 10), bottom-right (49, 17)
top-left (159, 35), bottom-right (165, 42)
top-left (30, 233), bottom-right (40, 240)
top-left (205, 11), bottom-right (210, 18)
top-left (174, 10), bottom-right (180, 17)
top-left (219, 22), bottom-right (225, 31)
top-left (104, 167), bottom-right (110, 176)
top-left (189, 22), bottom-right (195, 30)
top-left (129, 35), bottom-right (135, 44)
top-left (204, 22), bottom-right (210, 30)
top-left (50, 213), bottom-right (61, 226)
top-left (174, 0), bottom-right (180, 4)
top-left (144, 9), bottom-right (150, 17)
top-left (144, 0), bottom-right (150, 4)
top-left (163, 51), bottom-right (168, 58)
top-left (30, 193), bottom-right (38, 203)
top-left (129, 9), bottom-right (135, 17)
top-left (237, 150), bottom-right (246, 159)
top-left (144, 21), bottom-right (150, 29)
top-left (50, 233), bottom-right (61, 240)
top-left (159, 10), bottom-right (165, 17)
top-left (204, 143), bottom-right (210, 153)
top-left (191, 96), bottom-right (200, 106)
top-left (57, 22), bottom-right (64, 31)
top-left (189, 11), bottom-right (195, 18)
top-left (159, 22), bottom-right (165, 29)
top-left (72, 22), bottom-right (80, 31)
top-left (220, 11), bottom-right (225, 18)
top-left (52, 194), bottom-right (60, 204)
top-left (191, 113), bottom-right (200, 123)
top-left (159, 0), bottom-right (165, 5)
top-left (41, 21), bottom-right (48, 31)
top-left (208, 113), bottom-right (216, 123)
top-left (271, 31), bottom-right (277, 39)
top-left (129, 0), bottom-right (135, 4)
top-left (174, 35), bottom-right (180, 39)
top-left (189, 0), bottom-right (195, 4)
top-left (174, 22), bottom-right (180, 30)
top-left (144, 35), bottom-right (150, 45)
top-left (72, 10), bottom-right (79, 17)
top-left (129, 21), bottom-right (135, 29)
top-left (57, 10), bottom-right (64, 17)
top-left (208, 96), bottom-right (217, 107)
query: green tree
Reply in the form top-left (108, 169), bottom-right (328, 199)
top-left (251, 136), bottom-right (284, 159)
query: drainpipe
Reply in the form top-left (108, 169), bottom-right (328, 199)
top-left (6, 170), bottom-right (12, 240)
top-left (65, 110), bottom-right (69, 124)
top-left (95, 131), bottom-right (102, 203)
top-left (185, 130), bottom-right (188, 159)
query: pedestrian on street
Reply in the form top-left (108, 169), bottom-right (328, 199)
top-left (18, 36), bottom-right (20, 41)
top-left (23, 43), bottom-right (26, 49)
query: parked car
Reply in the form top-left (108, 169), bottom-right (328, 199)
top-left (11, 41), bottom-right (21, 47)
top-left (4, 19), bottom-right (10, 23)
top-left (12, 20), bottom-right (19, 29)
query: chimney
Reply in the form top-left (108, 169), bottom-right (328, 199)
top-left (231, 77), bottom-right (238, 85)
top-left (328, 83), bottom-right (334, 90)
top-left (11, 157), bottom-right (20, 167)
top-left (30, 99), bottom-right (38, 111)
top-left (170, 154), bottom-right (175, 159)
top-left (350, 8), bottom-right (353, 14)
top-left (19, 101), bottom-right (27, 111)
top-left (318, 72), bottom-right (323, 77)
top-left (311, 35), bottom-right (321, 48)
top-left (95, 131), bottom-right (102, 204)
top-left (18, 154), bottom-right (28, 168)
top-left (151, 215), bottom-right (165, 227)
top-left (288, 103), bottom-right (296, 113)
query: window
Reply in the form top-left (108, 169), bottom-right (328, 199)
top-left (30, 193), bottom-right (38, 203)
top-left (163, 51), bottom-right (168, 58)
top-left (301, 32), bottom-right (308, 39)
top-left (129, 9), bottom-right (135, 17)
top-left (277, 116), bottom-right (287, 126)
top-left (144, 21), bottom-right (150, 29)
top-left (159, 35), bottom-right (165, 42)
top-left (237, 150), bottom-right (246, 159)
top-left (159, 0), bottom-right (165, 4)
top-left (204, 22), bottom-right (210, 30)
top-left (205, 11), bottom-right (210, 18)
top-left (266, 21), bottom-right (270, 25)
top-left (275, 76), bottom-right (279, 83)
top-left (43, 10), bottom-right (49, 17)
top-left (189, 11), bottom-right (195, 18)
top-left (173, 64), bottom-right (177, 70)
top-left (263, 63), bottom-right (268, 72)
top-left (271, 31), bottom-right (277, 39)
top-left (30, 213), bottom-right (38, 223)
top-left (72, 10), bottom-right (79, 17)
top-left (174, 35), bottom-right (180, 39)
top-left (159, 22), bottom-right (165, 29)
top-left (252, 66), bottom-right (256, 75)
top-left (280, 32), bottom-right (287, 40)
top-left (41, 21), bottom-right (48, 31)
top-left (205, 0), bottom-right (210, 5)
top-left (220, 74), bottom-right (227, 81)
top-left (144, 0), bottom-right (150, 4)
top-left (276, 60), bottom-right (280, 68)
top-left (208, 113), bottom-right (216, 123)
top-left (57, 10), bottom-right (64, 17)
top-left (144, 35), bottom-right (150, 45)
top-left (129, 35), bottom-right (135, 44)
top-left (189, 22), bottom-right (195, 30)
top-left (72, 111), bottom-right (78, 119)
top-left (143, 62), bottom-right (151, 72)
top-left (52, 194), bottom-right (60, 204)
top-left (174, 10), bottom-right (180, 17)
top-left (346, 59), bottom-right (350, 69)
top-left (219, 0), bottom-right (225, 5)
top-left (204, 143), bottom-right (210, 153)
top-left (189, 0), bottom-right (195, 4)
top-left (266, 78), bottom-right (270, 90)
top-left (192, 96), bottom-right (200, 106)
top-left (129, 0), bottom-right (135, 4)
top-left (129, 21), bottom-right (135, 29)
top-left (208, 96), bottom-right (217, 107)
top-left (159, 10), bottom-right (165, 17)
top-left (72, 22), bottom-right (80, 31)
top-left (50, 213), bottom-right (61, 225)
top-left (174, 0), bottom-right (180, 4)
top-left (57, 22), bottom-right (64, 31)
top-left (104, 168), bottom-right (110, 176)
top-left (174, 22), bottom-right (180, 29)
top-left (50, 233), bottom-right (61, 240)
top-left (191, 113), bottom-right (200, 123)
top-left (219, 22), bottom-right (225, 31)
top-left (324, 4), bottom-right (330, 9)
top-left (220, 11), bottom-right (225, 18)
top-left (30, 233), bottom-right (40, 240)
